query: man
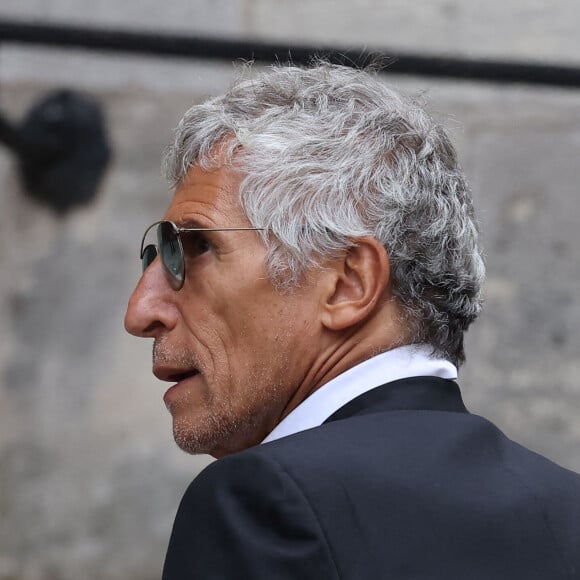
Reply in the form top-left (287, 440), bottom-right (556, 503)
top-left (125, 63), bottom-right (580, 579)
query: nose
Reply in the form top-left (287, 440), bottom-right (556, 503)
top-left (124, 258), bottom-right (178, 338)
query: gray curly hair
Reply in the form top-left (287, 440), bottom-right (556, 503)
top-left (163, 63), bottom-right (485, 365)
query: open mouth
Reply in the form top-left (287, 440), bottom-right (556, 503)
top-left (168, 369), bottom-right (200, 383)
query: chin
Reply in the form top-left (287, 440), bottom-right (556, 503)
top-left (172, 420), bottom-right (217, 456)
top-left (171, 416), bottom-right (237, 457)
top-left (172, 412), bottom-right (265, 458)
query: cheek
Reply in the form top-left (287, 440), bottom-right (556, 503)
top-left (179, 270), bottom-right (315, 379)
top-left (175, 302), bottom-right (232, 378)
top-left (237, 300), bottom-right (311, 371)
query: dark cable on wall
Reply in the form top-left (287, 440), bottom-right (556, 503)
top-left (1, 19), bottom-right (580, 88)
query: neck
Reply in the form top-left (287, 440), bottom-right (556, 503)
top-left (278, 301), bottom-right (406, 423)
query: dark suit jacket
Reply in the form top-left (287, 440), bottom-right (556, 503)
top-left (162, 377), bottom-right (580, 579)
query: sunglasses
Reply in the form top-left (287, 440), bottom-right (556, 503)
top-left (140, 220), bottom-right (265, 290)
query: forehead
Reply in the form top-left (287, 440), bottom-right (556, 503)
top-left (164, 163), bottom-right (248, 226)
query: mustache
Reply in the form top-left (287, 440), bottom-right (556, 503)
top-left (153, 337), bottom-right (203, 371)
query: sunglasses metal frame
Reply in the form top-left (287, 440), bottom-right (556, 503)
top-left (140, 220), bottom-right (266, 290)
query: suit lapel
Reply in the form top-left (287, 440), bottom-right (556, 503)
top-left (323, 376), bottom-right (468, 424)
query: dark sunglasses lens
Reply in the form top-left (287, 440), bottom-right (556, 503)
top-left (141, 244), bottom-right (158, 272)
top-left (158, 222), bottom-right (184, 283)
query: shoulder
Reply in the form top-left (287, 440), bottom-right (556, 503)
top-left (183, 445), bottom-right (308, 512)
top-left (166, 411), bottom-right (580, 579)
top-left (163, 447), bottom-right (340, 580)
top-left (254, 410), bottom-right (580, 534)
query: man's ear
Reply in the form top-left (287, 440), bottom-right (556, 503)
top-left (320, 237), bottom-right (391, 331)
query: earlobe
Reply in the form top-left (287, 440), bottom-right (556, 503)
top-left (320, 238), bottom-right (390, 331)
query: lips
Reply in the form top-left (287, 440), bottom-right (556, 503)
top-left (154, 368), bottom-right (201, 408)
top-left (153, 366), bottom-right (200, 383)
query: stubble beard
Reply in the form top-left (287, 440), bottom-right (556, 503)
top-left (153, 336), bottom-right (288, 457)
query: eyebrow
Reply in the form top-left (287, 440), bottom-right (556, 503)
top-left (174, 217), bottom-right (247, 228)
top-left (178, 225), bottom-right (265, 232)
top-left (172, 216), bottom-right (210, 229)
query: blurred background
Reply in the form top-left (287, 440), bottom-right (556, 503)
top-left (0, 1), bottom-right (579, 579)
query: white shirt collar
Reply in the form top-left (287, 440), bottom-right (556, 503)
top-left (262, 344), bottom-right (457, 444)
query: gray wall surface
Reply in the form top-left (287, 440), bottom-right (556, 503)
top-left (0, 2), bottom-right (579, 579)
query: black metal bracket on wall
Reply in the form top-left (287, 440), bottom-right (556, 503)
top-left (0, 89), bottom-right (111, 214)
top-left (1, 19), bottom-right (580, 88)
top-left (0, 21), bottom-right (119, 214)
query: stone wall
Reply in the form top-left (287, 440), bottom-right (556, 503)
top-left (0, 2), bottom-right (579, 579)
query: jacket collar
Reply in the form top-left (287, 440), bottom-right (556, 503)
top-left (323, 376), bottom-right (468, 424)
